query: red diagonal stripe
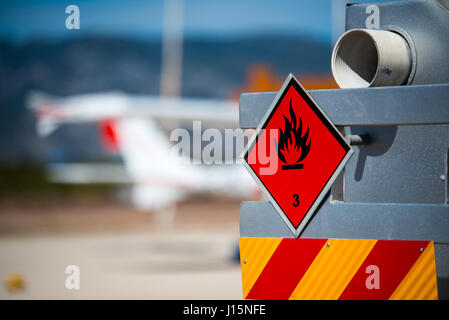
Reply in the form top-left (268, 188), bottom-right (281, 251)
top-left (338, 240), bottom-right (429, 300)
top-left (246, 238), bottom-right (327, 300)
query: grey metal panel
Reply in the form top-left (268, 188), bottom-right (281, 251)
top-left (239, 84), bottom-right (449, 128)
top-left (240, 200), bottom-right (449, 242)
top-left (346, 0), bottom-right (449, 85)
top-left (345, 124), bottom-right (449, 204)
top-left (435, 243), bottom-right (449, 299)
top-left (240, 201), bottom-right (293, 238)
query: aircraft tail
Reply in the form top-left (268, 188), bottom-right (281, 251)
top-left (111, 117), bottom-right (196, 210)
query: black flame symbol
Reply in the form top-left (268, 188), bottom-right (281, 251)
top-left (275, 100), bottom-right (311, 169)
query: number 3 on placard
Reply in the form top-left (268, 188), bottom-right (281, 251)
top-left (292, 194), bottom-right (300, 207)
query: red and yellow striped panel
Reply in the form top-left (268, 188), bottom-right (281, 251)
top-left (239, 238), bottom-right (438, 300)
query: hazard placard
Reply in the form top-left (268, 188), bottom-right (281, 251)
top-left (242, 74), bottom-right (353, 237)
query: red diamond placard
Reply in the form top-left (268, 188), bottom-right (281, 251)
top-left (242, 74), bottom-right (353, 237)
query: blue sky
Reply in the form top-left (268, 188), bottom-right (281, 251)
top-left (0, 0), bottom-right (333, 42)
top-left (0, 0), bottom-right (394, 43)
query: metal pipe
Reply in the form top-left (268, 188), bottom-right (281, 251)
top-left (331, 29), bottom-right (412, 88)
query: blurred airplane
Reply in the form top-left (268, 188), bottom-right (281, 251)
top-left (27, 63), bottom-right (336, 213)
top-left (27, 92), bottom-right (261, 211)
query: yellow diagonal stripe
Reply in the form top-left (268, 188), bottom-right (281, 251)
top-left (239, 237), bottom-right (282, 298)
top-left (289, 239), bottom-right (377, 300)
top-left (389, 241), bottom-right (438, 300)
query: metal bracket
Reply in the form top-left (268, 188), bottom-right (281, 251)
top-left (345, 134), bottom-right (370, 146)
top-left (240, 84), bottom-right (449, 128)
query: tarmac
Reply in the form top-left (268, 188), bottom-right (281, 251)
top-left (0, 198), bottom-right (242, 299)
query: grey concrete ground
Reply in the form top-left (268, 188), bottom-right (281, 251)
top-left (0, 200), bottom-right (243, 299)
top-left (0, 230), bottom-right (242, 299)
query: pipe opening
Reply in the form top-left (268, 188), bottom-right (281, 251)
top-left (332, 29), bottom-right (412, 88)
top-left (333, 30), bottom-right (379, 88)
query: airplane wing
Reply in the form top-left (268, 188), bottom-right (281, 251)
top-left (27, 91), bottom-right (238, 136)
